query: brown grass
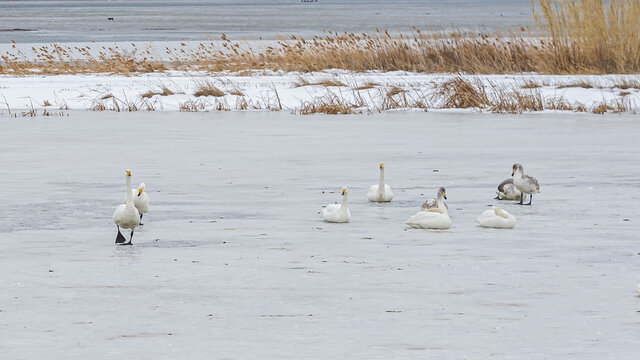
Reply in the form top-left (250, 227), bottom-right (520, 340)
top-left (297, 93), bottom-right (358, 114)
top-left (491, 89), bottom-right (544, 113)
top-left (435, 77), bottom-right (489, 109)
top-left (612, 78), bottom-right (640, 89)
top-left (1, 1), bottom-right (639, 76)
top-left (545, 97), bottom-right (574, 111)
top-left (194, 81), bottom-right (225, 97)
top-left (386, 86), bottom-right (406, 97)
top-left (592, 102), bottom-right (614, 114)
top-left (521, 80), bottom-right (542, 89)
top-left (556, 80), bottom-right (595, 89)
top-left (355, 82), bottom-right (379, 90)
top-left (294, 76), bottom-right (346, 87)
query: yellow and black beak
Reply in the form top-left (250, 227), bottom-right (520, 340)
top-left (138, 188), bottom-right (143, 196)
top-left (511, 170), bottom-right (515, 176)
top-left (341, 189), bottom-right (346, 195)
top-left (443, 191), bottom-right (447, 200)
top-left (126, 170), bottom-right (131, 176)
top-left (379, 163), bottom-right (384, 169)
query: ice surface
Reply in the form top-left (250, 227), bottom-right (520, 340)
top-left (0, 111), bottom-right (639, 359)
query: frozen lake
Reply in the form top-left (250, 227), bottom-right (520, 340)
top-left (0, 111), bottom-right (638, 358)
top-left (0, 0), bottom-right (531, 43)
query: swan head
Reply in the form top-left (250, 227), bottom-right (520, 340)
top-left (342, 187), bottom-right (348, 196)
top-left (379, 162), bottom-right (384, 169)
top-left (438, 186), bottom-right (447, 200)
top-left (137, 183), bottom-right (145, 195)
top-left (512, 163), bottom-right (523, 176)
top-left (126, 169), bottom-right (132, 177)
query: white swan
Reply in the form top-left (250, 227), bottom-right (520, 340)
top-left (495, 178), bottom-right (522, 200)
top-left (476, 206), bottom-right (516, 229)
top-left (367, 163), bottom-right (393, 202)
top-left (512, 163), bottom-right (540, 205)
top-left (322, 187), bottom-right (351, 223)
top-left (113, 169), bottom-right (140, 245)
top-left (422, 186), bottom-right (448, 211)
top-left (405, 208), bottom-right (451, 229)
top-left (129, 183), bottom-right (149, 225)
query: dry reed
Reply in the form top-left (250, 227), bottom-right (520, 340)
top-left (1, 1), bottom-right (639, 75)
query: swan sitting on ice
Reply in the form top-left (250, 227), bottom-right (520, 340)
top-left (512, 163), bottom-right (540, 205)
top-left (129, 183), bottom-right (149, 224)
top-left (405, 207), bottom-right (451, 229)
top-left (367, 163), bottom-right (393, 202)
top-left (476, 206), bottom-right (516, 229)
top-left (495, 178), bottom-right (522, 201)
top-left (422, 186), bottom-right (448, 211)
top-left (322, 187), bottom-right (351, 223)
top-left (113, 169), bottom-right (140, 245)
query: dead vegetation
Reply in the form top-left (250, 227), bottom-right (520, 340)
top-left (297, 93), bottom-right (358, 115)
top-left (435, 77), bottom-right (490, 109)
top-left (293, 76), bottom-right (346, 87)
top-left (2, 1), bottom-right (640, 76)
top-left (193, 80), bottom-right (225, 97)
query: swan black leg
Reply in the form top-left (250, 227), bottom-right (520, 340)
top-left (139, 213), bottom-right (144, 226)
top-left (518, 193), bottom-right (524, 205)
top-left (123, 231), bottom-right (134, 246)
top-left (494, 195), bottom-right (502, 200)
top-left (526, 194), bottom-right (533, 205)
top-left (115, 226), bottom-right (126, 244)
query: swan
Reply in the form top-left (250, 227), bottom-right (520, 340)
top-left (512, 163), bottom-right (540, 205)
top-left (113, 169), bottom-right (140, 245)
top-left (322, 187), bottom-right (351, 223)
top-left (405, 207), bottom-right (451, 229)
top-left (421, 186), bottom-right (448, 211)
top-left (128, 183), bottom-right (149, 225)
top-left (476, 206), bottom-right (516, 229)
top-left (367, 163), bottom-right (393, 202)
top-left (495, 178), bottom-right (522, 201)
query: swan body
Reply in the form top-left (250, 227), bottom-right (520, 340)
top-left (512, 163), bottom-right (540, 205)
top-left (422, 186), bottom-right (448, 211)
top-left (113, 169), bottom-right (140, 244)
top-left (322, 187), bottom-right (351, 223)
top-left (495, 178), bottom-right (522, 200)
top-left (367, 163), bottom-right (393, 202)
top-left (476, 206), bottom-right (516, 229)
top-left (129, 183), bottom-right (149, 223)
top-left (405, 208), bottom-right (451, 229)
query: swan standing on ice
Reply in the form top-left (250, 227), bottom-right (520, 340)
top-left (113, 169), bottom-right (140, 245)
top-left (422, 186), bottom-right (448, 211)
top-left (512, 163), bottom-right (540, 205)
top-left (130, 183), bottom-right (149, 225)
top-left (367, 163), bottom-right (393, 202)
top-left (322, 187), bottom-right (351, 223)
top-left (494, 178), bottom-right (522, 201)
top-left (476, 206), bottom-right (516, 228)
top-left (405, 207), bottom-right (451, 229)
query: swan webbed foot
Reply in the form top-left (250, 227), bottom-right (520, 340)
top-left (115, 227), bottom-right (126, 244)
top-left (494, 195), bottom-right (502, 200)
top-left (526, 195), bottom-right (533, 205)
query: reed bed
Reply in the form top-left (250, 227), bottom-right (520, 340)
top-left (1, 1), bottom-right (638, 76)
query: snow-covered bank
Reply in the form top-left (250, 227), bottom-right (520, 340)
top-left (1, 71), bottom-right (639, 114)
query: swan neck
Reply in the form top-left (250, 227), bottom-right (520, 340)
top-left (341, 192), bottom-right (348, 208)
top-left (378, 168), bottom-right (385, 194)
top-left (125, 175), bottom-right (133, 207)
top-left (515, 168), bottom-right (523, 178)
